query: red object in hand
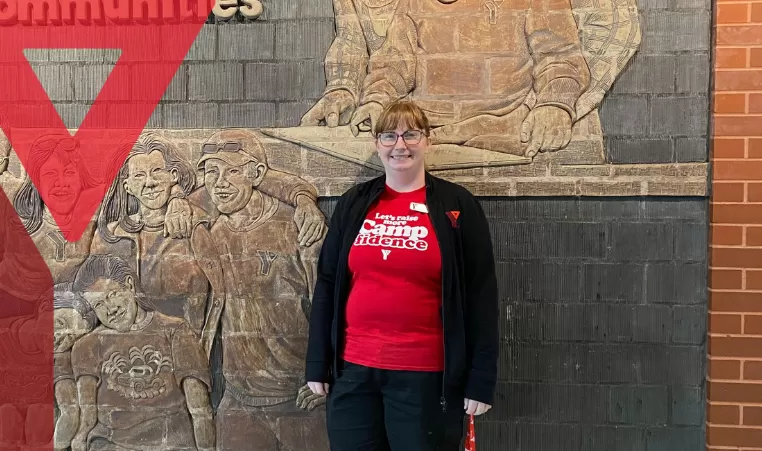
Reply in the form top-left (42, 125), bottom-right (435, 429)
top-left (465, 414), bottom-right (476, 451)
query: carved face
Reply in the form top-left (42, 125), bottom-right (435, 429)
top-left (53, 307), bottom-right (91, 352)
top-left (375, 125), bottom-right (428, 174)
top-left (124, 151), bottom-right (178, 211)
top-left (39, 154), bottom-right (83, 216)
top-left (204, 159), bottom-right (264, 215)
top-left (82, 277), bottom-right (139, 333)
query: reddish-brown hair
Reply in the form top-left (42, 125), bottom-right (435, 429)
top-left (373, 100), bottom-right (431, 137)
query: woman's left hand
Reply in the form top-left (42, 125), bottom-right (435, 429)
top-left (464, 398), bottom-right (492, 416)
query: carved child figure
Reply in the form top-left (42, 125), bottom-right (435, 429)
top-left (70, 255), bottom-right (215, 451)
top-left (52, 284), bottom-right (97, 451)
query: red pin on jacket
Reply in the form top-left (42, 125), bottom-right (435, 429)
top-left (465, 414), bottom-right (476, 451)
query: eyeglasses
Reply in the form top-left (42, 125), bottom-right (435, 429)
top-left (35, 136), bottom-right (78, 152)
top-left (377, 130), bottom-right (425, 147)
top-left (201, 141), bottom-right (244, 154)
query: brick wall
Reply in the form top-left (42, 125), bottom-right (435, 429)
top-left (708, 1), bottom-right (762, 449)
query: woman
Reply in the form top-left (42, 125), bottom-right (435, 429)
top-left (305, 100), bottom-right (499, 450)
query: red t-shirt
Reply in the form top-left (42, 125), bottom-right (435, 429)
top-left (342, 185), bottom-right (444, 372)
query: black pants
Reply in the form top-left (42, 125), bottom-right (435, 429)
top-left (326, 360), bottom-right (465, 451)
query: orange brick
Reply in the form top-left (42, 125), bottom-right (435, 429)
top-left (752, 48), bottom-right (762, 67)
top-left (711, 313), bottom-right (744, 333)
top-left (753, 3), bottom-right (762, 21)
top-left (712, 269), bottom-right (745, 289)
top-left (719, 3), bottom-right (750, 24)
top-left (718, 47), bottom-right (749, 68)
top-left (711, 290), bottom-right (762, 312)
top-left (746, 315), bottom-right (762, 334)
top-left (711, 204), bottom-right (762, 223)
top-left (713, 248), bottom-right (762, 267)
top-left (717, 25), bottom-right (762, 46)
top-left (751, 93), bottom-right (762, 113)
top-left (716, 93), bottom-right (747, 113)
top-left (749, 270), bottom-right (762, 290)
top-left (746, 361), bottom-right (762, 379)
top-left (713, 138), bottom-right (746, 159)
top-left (710, 359), bottom-right (742, 379)
top-left (714, 182), bottom-right (747, 202)
top-left (715, 160), bottom-right (762, 180)
top-left (716, 70), bottom-right (762, 91)
top-left (749, 183), bottom-right (762, 201)
top-left (709, 403), bottom-right (741, 424)
top-left (751, 138), bottom-right (762, 158)
top-left (712, 225), bottom-right (744, 245)
top-left (744, 406), bottom-right (762, 425)
top-left (711, 336), bottom-right (762, 357)
top-left (709, 425), bottom-right (762, 448)
top-left (749, 226), bottom-right (762, 245)
top-left (710, 381), bottom-right (762, 403)
top-left (715, 117), bottom-right (762, 137)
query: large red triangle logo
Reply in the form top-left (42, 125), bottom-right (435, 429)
top-left (0, 7), bottom-right (213, 242)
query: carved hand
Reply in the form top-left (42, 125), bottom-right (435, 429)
top-left (297, 383), bottom-right (327, 411)
top-left (294, 195), bottom-right (327, 247)
top-left (520, 105), bottom-right (573, 158)
top-left (165, 197), bottom-right (193, 239)
top-left (350, 102), bottom-right (384, 137)
top-left (300, 90), bottom-right (356, 128)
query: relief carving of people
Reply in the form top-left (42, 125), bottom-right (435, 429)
top-left (1, 134), bottom-right (195, 315)
top-left (70, 255), bottom-right (215, 451)
top-left (0, 128), bottom-right (334, 451)
top-left (197, 129), bottom-right (329, 451)
top-left (350, 0), bottom-right (592, 157)
top-left (301, 0), bottom-right (641, 163)
top-left (90, 133), bottom-right (226, 335)
top-left (301, 0), bottom-right (400, 127)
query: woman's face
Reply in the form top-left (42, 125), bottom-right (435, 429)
top-left (375, 123), bottom-right (428, 174)
top-left (124, 151), bottom-right (178, 211)
top-left (39, 155), bottom-right (83, 216)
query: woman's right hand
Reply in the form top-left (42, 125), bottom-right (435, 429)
top-left (307, 381), bottom-right (330, 396)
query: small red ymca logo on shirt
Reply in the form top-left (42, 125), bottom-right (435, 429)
top-left (446, 211), bottom-right (460, 228)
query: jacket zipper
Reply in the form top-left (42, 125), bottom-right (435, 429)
top-left (425, 187), bottom-right (448, 413)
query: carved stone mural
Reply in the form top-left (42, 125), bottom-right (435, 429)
top-left (290, 0), bottom-right (641, 168)
top-left (0, 129), bottom-right (331, 451)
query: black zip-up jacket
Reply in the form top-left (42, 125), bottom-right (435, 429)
top-left (305, 172), bottom-right (499, 406)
